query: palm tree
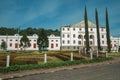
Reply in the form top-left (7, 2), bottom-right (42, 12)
top-left (84, 6), bottom-right (90, 51)
top-left (95, 8), bottom-right (101, 51)
top-left (106, 8), bottom-right (111, 52)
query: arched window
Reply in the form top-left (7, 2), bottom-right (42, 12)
top-left (73, 34), bottom-right (76, 38)
top-left (67, 34), bottom-right (70, 38)
top-left (78, 35), bottom-right (82, 39)
top-left (62, 40), bottom-right (65, 44)
top-left (78, 41), bottom-right (81, 45)
top-left (90, 35), bottom-right (94, 39)
top-left (51, 43), bottom-right (54, 48)
top-left (67, 28), bottom-right (69, 31)
top-left (67, 40), bottom-right (70, 44)
top-left (73, 40), bottom-right (76, 44)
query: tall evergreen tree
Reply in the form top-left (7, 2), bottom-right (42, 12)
top-left (95, 8), bottom-right (101, 51)
top-left (84, 6), bottom-right (90, 51)
top-left (106, 8), bottom-right (111, 52)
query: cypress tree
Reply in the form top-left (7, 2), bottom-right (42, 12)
top-left (95, 8), bottom-right (101, 51)
top-left (106, 8), bottom-right (111, 52)
top-left (84, 6), bottom-right (90, 51)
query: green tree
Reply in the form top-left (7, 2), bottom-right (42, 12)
top-left (95, 8), bottom-right (101, 51)
top-left (1, 40), bottom-right (7, 50)
top-left (84, 6), bottom-right (90, 51)
top-left (37, 29), bottom-right (48, 52)
top-left (106, 8), bottom-right (111, 52)
top-left (20, 34), bottom-right (30, 51)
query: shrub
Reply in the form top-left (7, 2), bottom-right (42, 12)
top-left (0, 57), bottom-right (111, 73)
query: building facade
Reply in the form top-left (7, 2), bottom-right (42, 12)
top-left (0, 34), bottom-right (38, 51)
top-left (0, 21), bottom-right (119, 51)
top-left (48, 34), bottom-right (60, 50)
top-left (61, 20), bottom-right (107, 51)
top-left (111, 36), bottom-right (120, 52)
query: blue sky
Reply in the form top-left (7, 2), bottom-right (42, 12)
top-left (0, 0), bottom-right (120, 36)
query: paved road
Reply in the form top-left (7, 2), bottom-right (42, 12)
top-left (9, 62), bottom-right (120, 80)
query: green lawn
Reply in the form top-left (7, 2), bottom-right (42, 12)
top-left (0, 51), bottom-right (87, 67)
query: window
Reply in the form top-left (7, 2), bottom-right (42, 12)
top-left (29, 43), bottom-right (31, 47)
top-left (73, 28), bottom-right (75, 31)
top-left (15, 43), bottom-right (18, 48)
top-left (10, 39), bottom-right (12, 41)
top-left (90, 41), bottom-right (92, 45)
top-left (102, 41), bottom-right (104, 44)
top-left (79, 28), bottom-right (82, 31)
top-left (73, 40), bottom-right (76, 44)
top-left (34, 43), bottom-right (36, 48)
top-left (67, 40), bottom-right (70, 44)
top-left (34, 40), bottom-right (36, 42)
top-left (63, 28), bottom-right (65, 31)
top-left (51, 44), bottom-right (54, 48)
top-left (56, 40), bottom-right (58, 42)
top-left (16, 40), bottom-right (18, 41)
top-left (67, 28), bottom-right (69, 31)
top-left (67, 34), bottom-right (70, 38)
top-left (73, 34), bottom-right (75, 38)
top-left (9, 43), bottom-right (12, 47)
top-left (102, 35), bottom-right (104, 38)
top-left (51, 40), bottom-right (54, 42)
top-left (62, 40), bottom-right (65, 44)
top-left (78, 41), bottom-right (81, 45)
top-left (90, 28), bottom-right (93, 31)
top-left (90, 35), bottom-right (94, 39)
top-left (101, 28), bottom-right (104, 31)
top-left (78, 35), bottom-right (82, 39)
top-left (63, 34), bottom-right (65, 38)
top-left (56, 44), bottom-right (58, 47)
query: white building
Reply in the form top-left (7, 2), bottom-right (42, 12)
top-left (111, 36), bottom-right (120, 52)
top-left (61, 20), bottom-right (107, 51)
top-left (0, 20), bottom-right (119, 51)
top-left (0, 34), bottom-right (38, 51)
top-left (48, 34), bottom-right (60, 50)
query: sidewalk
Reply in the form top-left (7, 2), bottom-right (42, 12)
top-left (0, 57), bottom-right (120, 80)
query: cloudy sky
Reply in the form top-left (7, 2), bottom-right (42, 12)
top-left (0, 0), bottom-right (119, 36)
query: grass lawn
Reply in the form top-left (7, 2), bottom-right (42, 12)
top-left (108, 52), bottom-right (120, 57)
top-left (0, 51), bottom-right (87, 67)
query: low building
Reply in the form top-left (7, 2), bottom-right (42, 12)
top-left (0, 34), bottom-right (38, 51)
top-left (111, 36), bottom-right (120, 52)
top-left (48, 34), bottom-right (60, 50)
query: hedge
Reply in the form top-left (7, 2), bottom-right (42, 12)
top-left (0, 57), bottom-right (112, 73)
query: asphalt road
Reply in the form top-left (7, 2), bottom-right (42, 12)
top-left (9, 62), bottom-right (120, 80)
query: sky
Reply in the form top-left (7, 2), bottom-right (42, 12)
top-left (0, 0), bottom-right (120, 36)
